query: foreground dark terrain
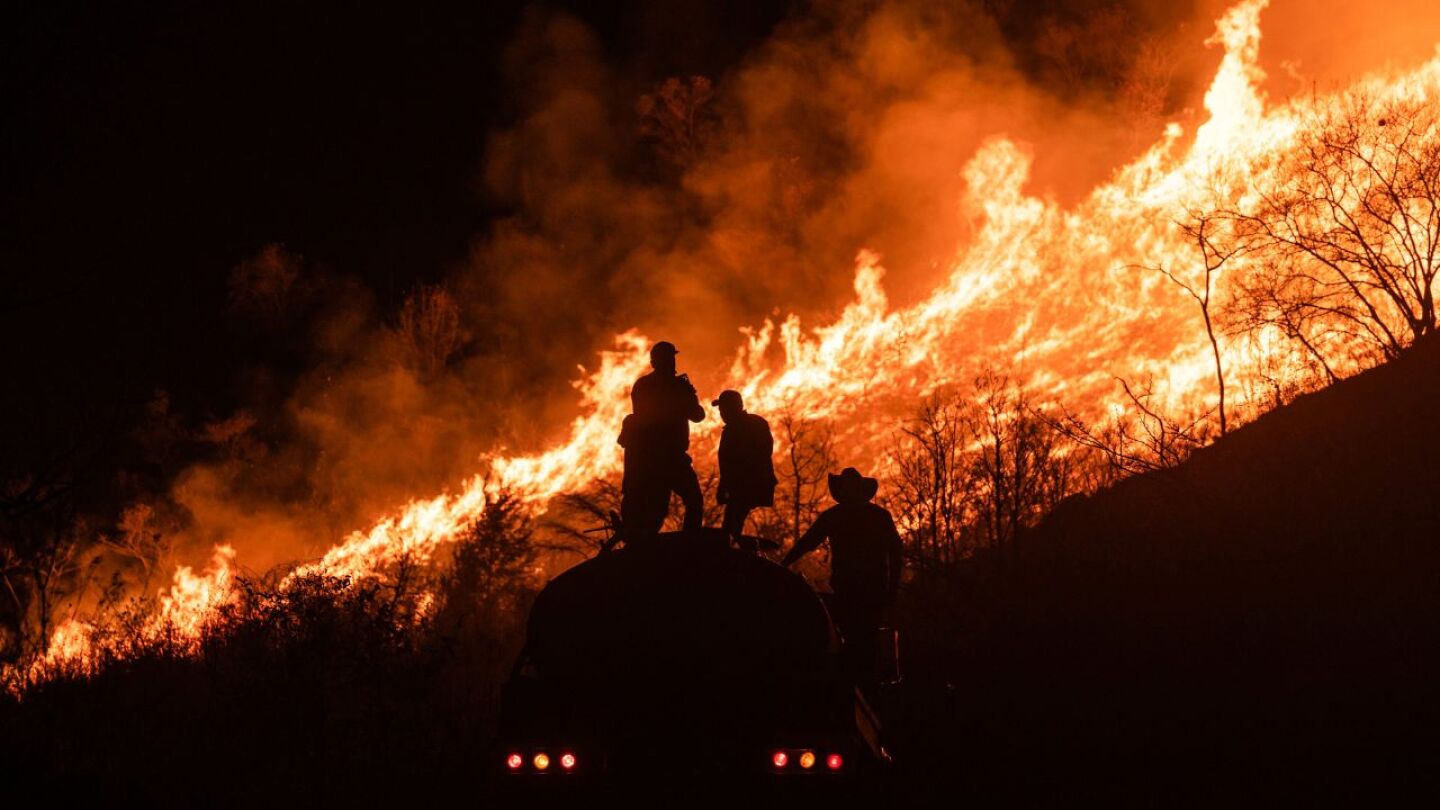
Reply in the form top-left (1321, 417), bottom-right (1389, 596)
top-left (891, 332), bottom-right (1440, 803)
top-left (5, 336), bottom-right (1440, 805)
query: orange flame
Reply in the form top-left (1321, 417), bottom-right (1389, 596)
top-left (15, 546), bottom-right (237, 686)
top-left (13, 0), bottom-right (1440, 687)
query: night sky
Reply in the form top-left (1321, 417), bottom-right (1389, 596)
top-left (2, 1), bottom-right (790, 427)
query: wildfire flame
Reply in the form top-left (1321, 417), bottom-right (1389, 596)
top-left (20, 545), bottom-right (237, 683)
top-left (17, 0), bottom-right (1440, 686)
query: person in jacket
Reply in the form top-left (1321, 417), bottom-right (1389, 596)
top-left (712, 389), bottom-right (777, 548)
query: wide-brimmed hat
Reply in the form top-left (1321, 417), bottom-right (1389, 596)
top-left (828, 467), bottom-right (878, 504)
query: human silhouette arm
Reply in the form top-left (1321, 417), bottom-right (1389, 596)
top-left (781, 513), bottom-right (829, 568)
top-left (617, 414), bottom-right (635, 448)
top-left (677, 373), bottom-right (705, 422)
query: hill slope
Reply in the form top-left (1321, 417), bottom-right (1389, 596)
top-left (909, 334), bottom-right (1440, 801)
top-left (1025, 330), bottom-right (1439, 658)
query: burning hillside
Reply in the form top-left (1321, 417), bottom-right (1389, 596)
top-left (9, 0), bottom-right (1440, 689)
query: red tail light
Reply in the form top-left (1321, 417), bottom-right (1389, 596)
top-left (505, 753), bottom-right (523, 770)
top-left (827, 753), bottom-right (843, 770)
top-left (560, 752), bottom-right (577, 770)
top-left (772, 751), bottom-right (789, 768)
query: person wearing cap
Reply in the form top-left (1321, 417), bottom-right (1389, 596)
top-left (781, 467), bottom-right (904, 675)
top-left (619, 341), bottom-right (706, 539)
top-left (712, 389), bottom-right (777, 548)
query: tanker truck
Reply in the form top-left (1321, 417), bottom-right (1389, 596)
top-left (496, 527), bottom-right (890, 796)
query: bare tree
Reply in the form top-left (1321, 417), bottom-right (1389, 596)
top-left (756, 405), bottom-right (836, 551)
top-left (1047, 376), bottom-right (1212, 479)
top-left (0, 427), bottom-right (108, 662)
top-left (637, 76), bottom-right (716, 170)
top-left (1229, 258), bottom-right (1345, 386)
top-left (890, 373), bottom-right (1081, 569)
top-left (1147, 212), bottom-right (1247, 435)
top-left (395, 283), bottom-right (466, 377)
top-left (0, 492), bottom-right (87, 661)
top-left (98, 503), bottom-right (175, 596)
top-left (888, 391), bottom-right (971, 570)
top-left (1222, 94), bottom-right (1440, 370)
top-left (968, 371), bottom-right (1078, 554)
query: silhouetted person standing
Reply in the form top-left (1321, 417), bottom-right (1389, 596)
top-left (712, 390), bottom-right (776, 548)
top-left (619, 341), bottom-right (706, 540)
top-left (781, 468), bottom-right (903, 676)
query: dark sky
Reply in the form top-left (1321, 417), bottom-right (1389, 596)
top-left (2, 1), bottom-right (791, 428)
top-left (3, 0), bottom-right (1212, 506)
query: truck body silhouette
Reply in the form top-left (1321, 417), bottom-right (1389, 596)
top-left (497, 528), bottom-right (888, 793)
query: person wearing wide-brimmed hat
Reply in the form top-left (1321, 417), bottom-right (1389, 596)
top-left (781, 467), bottom-right (904, 675)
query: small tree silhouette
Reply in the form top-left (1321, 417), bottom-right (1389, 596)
top-left (889, 390), bottom-right (971, 570)
top-left (1146, 211), bottom-right (1248, 436)
top-left (436, 491), bottom-right (537, 634)
top-left (394, 283), bottom-right (466, 377)
top-left (968, 371), bottom-right (1076, 555)
top-left (637, 76), bottom-right (717, 171)
top-left (1046, 376), bottom-right (1212, 479)
top-left (890, 373), bottom-right (1079, 570)
top-left (757, 404), bottom-right (835, 551)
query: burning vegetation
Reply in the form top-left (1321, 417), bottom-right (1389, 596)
top-left (3, 0), bottom-right (1440, 798)
top-left (5, 0), bottom-right (1440, 688)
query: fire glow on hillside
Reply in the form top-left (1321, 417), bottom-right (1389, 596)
top-left (17, 0), bottom-right (1440, 685)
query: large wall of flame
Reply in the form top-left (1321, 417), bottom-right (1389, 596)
top-left (85, 0), bottom-right (1440, 602)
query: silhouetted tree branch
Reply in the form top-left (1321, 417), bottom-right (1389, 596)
top-left (1044, 376), bottom-right (1211, 480)
top-left (1219, 93), bottom-right (1440, 372)
top-left (1146, 211), bottom-right (1248, 435)
top-left (756, 404), bottom-right (835, 552)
